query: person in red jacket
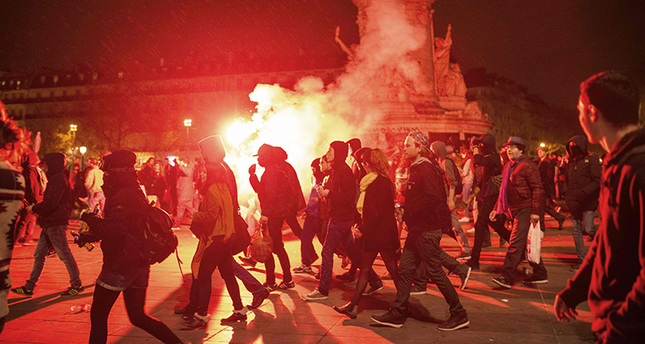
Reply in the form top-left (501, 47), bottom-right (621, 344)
top-left (490, 136), bottom-right (546, 289)
top-left (554, 71), bottom-right (644, 343)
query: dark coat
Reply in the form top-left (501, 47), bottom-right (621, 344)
top-left (20, 152), bottom-right (43, 205)
top-left (474, 134), bottom-right (503, 199)
top-left (537, 157), bottom-right (557, 198)
top-left (82, 173), bottom-right (149, 272)
top-left (361, 175), bottom-right (399, 252)
top-left (502, 155), bottom-right (545, 215)
top-left (564, 135), bottom-right (601, 215)
top-left (32, 153), bottom-right (71, 228)
top-left (402, 158), bottom-right (451, 232)
top-left (558, 126), bottom-right (645, 342)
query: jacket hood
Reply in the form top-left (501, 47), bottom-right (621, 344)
top-left (44, 153), bottom-right (65, 174)
top-left (430, 141), bottom-right (448, 159)
top-left (346, 138), bottom-right (361, 156)
top-left (566, 135), bottom-right (588, 158)
top-left (606, 126), bottom-right (645, 165)
top-left (330, 141), bottom-right (348, 163)
top-left (478, 134), bottom-right (496, 155)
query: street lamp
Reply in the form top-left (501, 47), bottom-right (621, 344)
top-left (79, 146), bottom-right (87, 170)
top-left (70, 124), bottom-right (77, 144)
top-left (540, 142), bottom-right (546, 147)
top-left (184, 119), bottom-right (192, 139)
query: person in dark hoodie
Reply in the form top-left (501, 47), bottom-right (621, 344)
top-left (554, 71), bottom-right (644, 343)
top-left (302, 140), bottom-right (382, 301)
top-left (466, 134), bottom-right (511, 270)
top-left (294, 157), bottom-right (326, 273)
top-left (12, 153), bottom-right (83, 297)
top-left (249, 144), bottom-right (305, 291)
top-left (371, 132), bottom-right (469, 331)
top-left (76, 150), bottom-right (182, 343)
top-left (563, 135), bottom-right (601, 270)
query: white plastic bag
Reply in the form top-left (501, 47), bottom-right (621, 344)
top-left (526, 221), bottom-right (543, 264)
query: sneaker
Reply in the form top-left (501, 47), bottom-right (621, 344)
top-left (248, 288), bottom-right (270, 309)
top-left (363, 285), bottom-right (384, 296)
top-left (437, 313), bottom-right (469, 331)
top-left (174, 304), bottom-right (195, 315)
top-left (22, 239), bottom-right (37, 246)
top-left (409, 284), bottom-right (426, 295)
top-left (293, 264), bottom-right (313, 273)
top-left (301, 288), bottom-right (328, 301)
top-left (183, 313), bottom-right (209, 328)
top-left (465, 259), bottom-right (480, 270)
top-left (458, 217), bottom-right (470, 223)
top-left (221, 309), bottom-right (247, 324)
top-left (263, 282), bottom-right (278, 292)
top-left (499, 237), bottom-right (507, 247)
top-left (492, 276), bottom-right (512, 289)
top-left (370, 310), bottom-right (405, 328)
top-left (459, 266), bottom-right (472, 291)
top-left (557, 217), bottom-right (566, 230)
top-left (277, 280), bottom-right (295, 290)
top-left (333, 302), bottom-right (357, 319)
top-left (455, 253), bottom-right (471, 261)
top-left (335, 271), bottom-right (356, 283)
top-left (10, 286), bottom-right (33, 297)
top-left (522, 275), bottom-right (548, 285)
top-left (61, 286), bottom-right (84, 296)
top-left (466, 228), bottom-right (475, 234)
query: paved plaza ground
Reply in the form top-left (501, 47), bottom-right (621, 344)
top-left (2, 217), bottom-right (597, 343)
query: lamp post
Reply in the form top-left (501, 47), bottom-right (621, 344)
top-left (183, 119), bottom-right (192, 140)
top-left (79, 146), bottom-right (87, 170)
top-left (70, 124), bottom-right (77, 144)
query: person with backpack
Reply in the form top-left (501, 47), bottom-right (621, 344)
top-left (11, 153), bottom-right (83, 298)
top-left (430, 141), bottom-right (471, 261)
top-left (554, 71), bottom-right (645, 343)
top-left (562, 135), bottom-right (601, 271)
top-left (72, 150), bottom-right (182, 343)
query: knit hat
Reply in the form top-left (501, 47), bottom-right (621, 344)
top-left (198, 135), bottom-right (226, 162)
top-left (101, 150), bottom-right (136, 173)
top-left (408, 131), bottom-right (430, 152)
top-left (346, 138), bottom-right (362, 156)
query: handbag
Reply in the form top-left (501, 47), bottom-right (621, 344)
top-left (526, 221), bottom-right (543, 264)
top-left (249, 225), bottom-right (273, 263)
top-left (230, 213), bottom-right (251, 255)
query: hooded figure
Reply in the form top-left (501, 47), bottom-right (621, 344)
top-left (564, 135), bottom-right (601, 216)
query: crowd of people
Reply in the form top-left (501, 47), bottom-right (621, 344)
top-left (0, 70), bottom-right (642, 343)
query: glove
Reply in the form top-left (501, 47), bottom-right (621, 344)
top-left (248, 164), bottom-right (256, 174)
top-left (80, 212), bottom-right (97, 223)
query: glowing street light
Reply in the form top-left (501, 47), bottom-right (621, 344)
top-left (184, 119), bottom-right (192, 139)
top-left (79, 146), bottom-right (87, 170)
top-left (70, 124), bottom-right (77, 132)
top-left (540, 142), bottom-right (546, 147)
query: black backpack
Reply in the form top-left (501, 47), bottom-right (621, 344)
top-left (141, 206), bottom-right (178, 265)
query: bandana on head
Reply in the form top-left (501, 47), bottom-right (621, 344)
top-left (408, 131), bottom-right (430, 152)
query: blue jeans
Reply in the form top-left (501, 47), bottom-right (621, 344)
top-left (318, 219), bottom-right (381, 295)
top-left (300, 216), bottom-right (323, 266)
top-left (230, 255), bottom-right (264, 296)
top-left (572, 210), bottom-right (596, 263)
top-left (26, 225), bottom-right (81, 290)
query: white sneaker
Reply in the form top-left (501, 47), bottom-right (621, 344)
top-left (466, 228), bottom-right (475, 234)
top-left (458, 217), bottom-right (470, 223)
top-left (301, 288), bottom-right (328, 301)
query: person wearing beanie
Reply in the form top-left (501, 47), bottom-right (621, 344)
top-left (12, 152), bottom-right (83, 299)
top-left (302, 141), bottom-right (383, 301)
top-left (249, 144), bottom-right (305, 291)
top-left (72, 150), bottom-right (183, 343)
top-left (371, 132), bottom-right (469, 331)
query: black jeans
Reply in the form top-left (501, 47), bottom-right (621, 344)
top-left (265, 216), bottom-right (294, 285)
top-left (351, 249), bottom-right (399, 306)
top-left (392, 230), bottom-right (466, 318)
top-left (189, 238), bottom-right (243, 315)
top-left (471, 196), bottom-right (511, 262)
top-left (90, 285), bottom-right (182, 344)
top-left (501, 207), bottom-right (548, 281)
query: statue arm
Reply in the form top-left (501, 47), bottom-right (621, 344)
top-left (335, 26), bottom-right (355, 60)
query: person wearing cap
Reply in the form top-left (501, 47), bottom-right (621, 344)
top-left (371, 132), bottom-right (469, 331)
top-left (249, 144), bottom-right (305, 291)
top-left (536, 146), bottom-right (567, 230)
top-left (302, 141), bottom-right (382, 301)
top-left (12, 152), bottom-right (83, 298)
top-left (490, 136), bottom-right (547, 289)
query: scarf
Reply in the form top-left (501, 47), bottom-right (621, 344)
top-left (495, 155), bottom-right (521, 215)
top-left (356, 172), bottom-right (379, 218)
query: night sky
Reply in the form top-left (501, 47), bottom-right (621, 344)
top-left (1, 0), bottom-right (643, 108)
